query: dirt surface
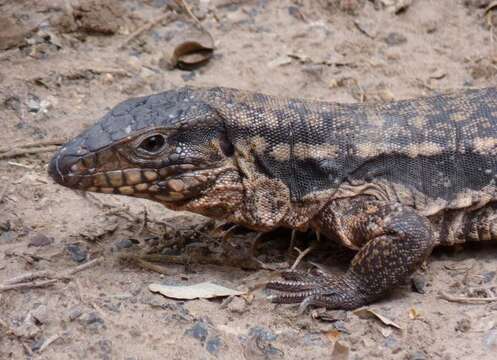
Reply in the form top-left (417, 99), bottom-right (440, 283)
top-left (2, 0), bottom-right (497, 359)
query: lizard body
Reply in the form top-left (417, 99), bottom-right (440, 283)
top-left (49, 86), bottom-right (497, 309)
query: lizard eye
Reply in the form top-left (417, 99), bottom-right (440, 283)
top-left (139, 135), bottom-right (166, 153)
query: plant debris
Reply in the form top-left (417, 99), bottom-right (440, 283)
top-left (149, 282), bottom-right (245, 300)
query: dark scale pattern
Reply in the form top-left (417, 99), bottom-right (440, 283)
top-left (207, 87), bottom-right (497, 216)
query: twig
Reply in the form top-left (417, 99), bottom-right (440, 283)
top-left (0, 139), bottom-right (65, 153)
top-left (119, 254), bottom-right (170, 274)
top-left (4, 270), bottom-right (54, 285)
top-left (0, 145), bottom-right (60, 160)
top-left (439, 291), bottom-right (497, 304)
top-left (0, 257), bottom-right (103, 292)
top-left (176, 0), bottom-right (202, 27)
top-left (287, 229), bottom-right (297, 258)
top-left (290, 232), bottom-right (320, 270)
top-left (291, 241), bottom-right (319, 270)
top-left (7, 161), bottom-right (35, 169)
top-left (38, 333), bottom-right (60, 353)
top-left (63, 257), bottom-right (103, 277)
top-left (118, 12), bottom-right (174, 49)
top-left (0, 279), bottom-right (58, 292)
top-left (0, 180), bottom-right (10, 203)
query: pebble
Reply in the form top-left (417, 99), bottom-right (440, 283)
top-left (31, 338), bottom-right (44, 352)
top-left (29, 234), bottom-right (54, 247)
top-left (384, 335), bottom-right (397, 348)
top-left (483, 328), bottom-right (497, 350)
top-left (455, 318), bottom-right (471, 333)
top-left (409, 351), bottom-right (427, 360)
top-left (206, 336), bottom-right (222, 354)
top-left (68, 307), bottom-right (83, 321)
top-left (248, 326), bottom-right (277, 342)
top-left (114, 239), bottom-right (134, 250)
top-left (227, 296), bottom-right (247, 314)
top-left (354, 18), bottom-right (378, 38)
top-left (31, 304), bottom-right (49, 325)
top-left (185, 321), bottom-right (209, 344)
top-left (411, 273), bottom-right (426, 294)
top-left (98, 339), bottom-right (113, 355)
top-left (79, 312), bottom-right (105, 331)
top-left (26, 94), bottom-right (41, 113)
top-left (66, 243), bottom-right (88, 263)
top-left (384, 32), bottom-right (407, 46)
top-left (483, 271), bottom-right (496, 284)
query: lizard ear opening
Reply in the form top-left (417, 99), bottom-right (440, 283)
top-left (219, 131), bottom-right (234, 157)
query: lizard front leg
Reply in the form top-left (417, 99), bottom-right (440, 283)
top-left (267, 197), bottom-right (435, 310)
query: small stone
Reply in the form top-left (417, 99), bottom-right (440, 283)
top-left (98, 339), bottom-right (112, 355)
top-left (470, 62), bottom-right (497, 80)
top-left (31, 305), bottom-right (49, 325)
top-left (29, 234), bottom-right (54, 247)
top-left (455, 318), bottom-right (471, 333)
top-left (80, 312), bottom-right (105, 330)
top-left (483, 271), bottom-right (496, 283)
top-left (31, 338), bottom-right (44, 352)
top-left (206, 336), bottom-right (222, 354)
top-left (68, 307), bottom-right (82, 321)
top-left (378, 0), bottom-right (412, 13)
top-left (288, 6), bottom-right (305, 21)
top-left (423, 20), bottom-right (438, 34)
top-left (410, 351), bottom-right (427, 360)
top-left (114, 239), bottom-right (134, 250)
top-left (248, 326), bottom-right (277, 342)
top-left (411, 273), bottom-right (426, 294)
top-left (26, 94), bottom-right (41, 113)
top-left (354, 18), bottom-right (378, 38)
top-left (302, 64), bottom-right (324, 79)
top-left (384, 32), bottom-right (407, 46)
top-left (483, 328), bottom-right (497, 350)
top-left (185, 321), bottom-right (209, 344)
top-left (227, 297), bottom-right (247, 314)
top-left (66, 243), bottom-right (88, 263)
top-left (384, 335), bottom-right (397, 348)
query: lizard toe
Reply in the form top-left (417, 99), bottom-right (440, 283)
top-left (266, 280), bottom-right (318, 292)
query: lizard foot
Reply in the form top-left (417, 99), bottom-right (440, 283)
top-left (266, 269), bottom-right (366, 311)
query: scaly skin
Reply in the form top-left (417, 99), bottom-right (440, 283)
top-left (49, 86), bottom-right (497, 310)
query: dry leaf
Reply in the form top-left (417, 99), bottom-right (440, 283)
top-left (331, 341), bottom-right (349, 360)
top-left (168, 25), bottom-right (214, 70)
top-left (149, 282), bottom-right (245, 300)
top-left (353, 308), bottom-right (402, 329)
top-left (325, 330), bottom-right (341, 342)
top-left (408, 307), bottom-right (421, 320)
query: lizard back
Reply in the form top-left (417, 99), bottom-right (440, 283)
top-left (211, 87), bottom-right (497, 217)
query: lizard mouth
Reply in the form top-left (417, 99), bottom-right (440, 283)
top-left (49, 151), bottom-right (214, 202)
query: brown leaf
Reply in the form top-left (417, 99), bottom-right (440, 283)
top-left (168, 25), bottom-right (214, 70)
top-left (353, 307), bottom-right (402, 329)
top-left (325, 330), bottom-right (341, 342)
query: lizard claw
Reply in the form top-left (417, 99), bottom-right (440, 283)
top-left (266, 270), bottom-right (362, 310)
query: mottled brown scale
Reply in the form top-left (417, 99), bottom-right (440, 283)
top-left (49, 86), bottom-right (497, 311)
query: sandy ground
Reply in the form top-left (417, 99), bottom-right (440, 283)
top-left (1, 0), bottom-right (497, 359)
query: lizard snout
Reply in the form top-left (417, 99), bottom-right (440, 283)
top-left (48, 140), bottom-right (92, 188)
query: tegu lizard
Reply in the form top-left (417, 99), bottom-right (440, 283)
top-left (49, 86), bottom-right (497, 310)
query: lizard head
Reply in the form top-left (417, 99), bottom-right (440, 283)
top-left (49, 87), bottom-right (242, 212)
